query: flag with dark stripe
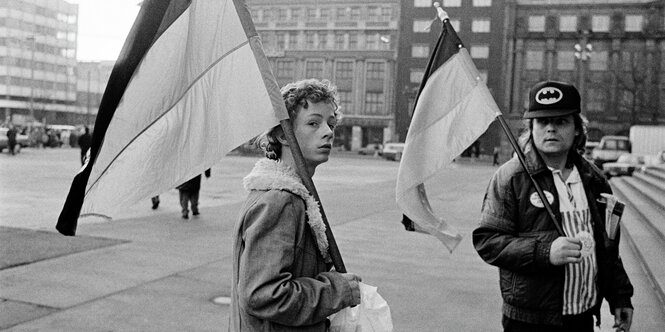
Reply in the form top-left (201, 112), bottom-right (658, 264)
top-left (57, 0), bottom-right (288, 235)
top-left (396, 10), bottom-right (500, 252)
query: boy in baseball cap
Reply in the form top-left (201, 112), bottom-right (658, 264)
top-left (473, 80), bottom-right (634, 331)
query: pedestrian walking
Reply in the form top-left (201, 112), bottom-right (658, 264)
top-left (150, 195), bottom-right (160, 210)
top-left (230, 79), bottom-right (361, 331)
top-left (177, 168), bottom-right (210, 219)
top-left (6, 124), bottom-right (17, 155)
top-left (77, 126), bottom-right (92, 165)
top-left (473, 81), bottom-right (634, 332)
top-left (492, 145), bottom-right (500, 166)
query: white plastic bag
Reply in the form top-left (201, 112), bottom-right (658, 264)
top-left (329, 282), bottom-right (393, 332)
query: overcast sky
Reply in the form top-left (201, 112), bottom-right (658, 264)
top-left (68, 0), bottom-right (140, 61)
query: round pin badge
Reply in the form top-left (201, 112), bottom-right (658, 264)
top-left (529, 191), bottom-right (554, 208)
top-left (576, 231), bottom-right (595, 258)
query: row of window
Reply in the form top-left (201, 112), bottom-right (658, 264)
top-left (411, 43), bottom-right (489, 59)
top-left (336, 91), bottom-right (386, 115)
top-left (524, 50), bottom-right (649, 72)
top-left (1, 76), bottom-right (75, 91)
top-left (0, 17), bottom-right (76, 40)
top-left (413, 17), bottom-right (490, 33)
top-left (527, 14), bottom-right (644, 33)
top-left (0, 0), bottom-right (77, 24)
top-left (274, 59), bottom-right (386, 81)
top-left (252, 5), bottom-right (394, 23)
top-left (414, 0), bottom-right (492, 8)
top-left (0, 38), bottom-right (76, 58)
top-left (413, 13), bottom-right (646, 35)
top-left (260, 31), bottom-right (393, 51)
top-left (0, 56), bottom-right (72, 75)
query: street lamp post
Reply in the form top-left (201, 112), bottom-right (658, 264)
top-left (87, 68), bottom-right (91, 126)
top-left (26, 36), bottom-right (36, 122)
top-left (574, 30), bottom-right (593, 115)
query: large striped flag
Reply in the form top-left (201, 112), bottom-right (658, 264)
top-left (57, 0), bottom-right (288, 235)
top-left (396, 11), bottom-right (500, 252)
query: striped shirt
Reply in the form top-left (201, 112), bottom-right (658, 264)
top-left (550, 166), bottom-right (598, 315)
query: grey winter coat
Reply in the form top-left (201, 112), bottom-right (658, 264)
top-left (230, 159), bottom-right (360, 331)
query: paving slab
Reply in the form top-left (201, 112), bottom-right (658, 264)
top-left (0, 226), bottom-right (126, 270)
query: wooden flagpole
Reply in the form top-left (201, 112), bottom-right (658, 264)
top-left (279, 119), bottom-right (347, 273)
top-left (496, 114), bottom-right (565, 236)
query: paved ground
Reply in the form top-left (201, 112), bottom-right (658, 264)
top-left (1, 148), bottom-right (663, 331)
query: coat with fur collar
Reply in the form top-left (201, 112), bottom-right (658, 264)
top-left (230, 159), bottom-right (360, 332)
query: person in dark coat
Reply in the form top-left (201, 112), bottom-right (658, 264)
top-left (177, 168), bottom-right (210, 219)
top-left (6, 125), bottom-right (17, 155)
top-left (473, 81), bottom-right (633, 332)
top-left (77, 126), bottom-right (92, 165)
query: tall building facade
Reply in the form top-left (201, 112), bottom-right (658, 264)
top-left (504, 0), bottom-right (665, 139)
top-left (395, 0), bottom-right (505, 154)
top-left (75, 60), bottom-right (113, 127)
top-left (0, 0), bottom-right (78, 126)
top-left (247, 0), bottom-right (400, 151)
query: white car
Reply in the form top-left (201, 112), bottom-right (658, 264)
top-left (602, 153), bottom-right (645, 178)
top-left (592, 135), bottom-right (631, 168)
top-left (381, 143), bottom-right (405, 161)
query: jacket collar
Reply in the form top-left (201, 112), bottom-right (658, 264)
top-left (243, 159), bottom-right (330, 262)
top-left (521, 139), bottom-right (548, 175)
top-left (521, 138), bottom-right (601, 183)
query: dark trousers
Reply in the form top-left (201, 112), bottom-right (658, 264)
top-left (503, 311), bottom-right (595, 332)
top-left (179, 190), bottom-right (199, 215)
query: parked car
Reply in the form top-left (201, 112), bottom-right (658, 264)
top-left (602, 153), bottom-right (646, 178)
top-left (0, 128), bottom-right (30, 153)
top-left (583, 141), bottom-right (599, 160)
top-left (382, 143), bottom-right (405, 161)
top-left (358, 143), bottom-right (382, 156)
top-left (591, 135), bottom-right (631, 168)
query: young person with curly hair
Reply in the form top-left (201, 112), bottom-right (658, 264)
top-left (230, 79), bottom-right (361, 331)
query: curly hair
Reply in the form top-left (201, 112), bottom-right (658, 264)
top-left (254, 79), bottom-right (341, 160)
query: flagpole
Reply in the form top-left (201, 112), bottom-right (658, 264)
top-left (495, 114), bottom-right (565, 236)
top-left (279, 119), bottom-right (346, 273)
top-left (430, 3), bottom-right (564, 237)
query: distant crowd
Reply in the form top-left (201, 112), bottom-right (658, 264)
top-left (1, 124), bottom-right (91, 149)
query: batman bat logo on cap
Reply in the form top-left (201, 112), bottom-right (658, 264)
top-left (535, 87), bottom-right (563, 105)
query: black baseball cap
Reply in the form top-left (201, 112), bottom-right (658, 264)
top-left (523, 81), bottom-right (581, 119)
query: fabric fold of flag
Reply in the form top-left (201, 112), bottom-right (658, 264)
top-left (57, 0), bottom-right (288, 235)
top-left (396, 18), bottom-right (500, 252)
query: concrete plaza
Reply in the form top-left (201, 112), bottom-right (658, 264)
top-left (1, 148), bottom-right (663, 331)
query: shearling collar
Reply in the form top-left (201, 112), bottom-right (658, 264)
top-left (243, 158), bottom-right (330, 262)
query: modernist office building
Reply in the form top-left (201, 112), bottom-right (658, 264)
top-left (0, 0), bottom-right (78, 126)
top-left (503, 0), bottom-right (665, 139)
top-left (247, 0), bottom-right (400, 151)
top-left (395, 0), bottom-right (506, 155)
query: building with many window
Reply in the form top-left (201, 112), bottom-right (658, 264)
top-left (503, 0), bottom-right (665, 139)
top-left (395, 0), bottom-right (505, 155)
top-left (0, 0), bottom-right (78, 126)
top-left (247, 0), bottom-right (400, 151)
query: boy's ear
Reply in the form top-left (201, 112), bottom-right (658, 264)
top-left (276, 131), bottom-right (289, 146)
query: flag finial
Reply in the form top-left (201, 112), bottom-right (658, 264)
top-left (433, 2), bottom-right (449, 22)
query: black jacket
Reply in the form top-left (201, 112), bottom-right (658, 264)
top-left (472, 140), bottom-right (633, 325)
